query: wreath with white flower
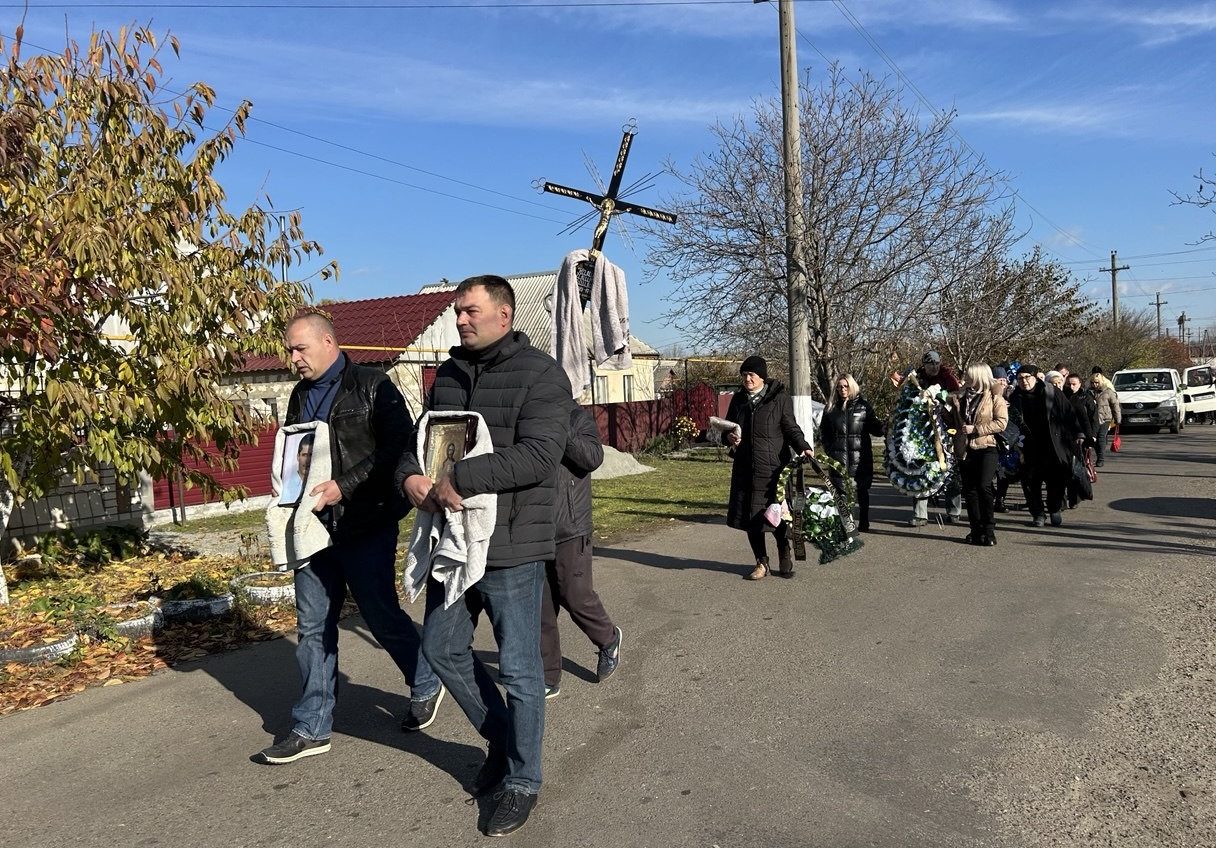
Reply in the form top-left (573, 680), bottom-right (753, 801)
top-left (774, 453), bottom-right (864, 564)
top-left (883, 371), bottom-right (956, 497)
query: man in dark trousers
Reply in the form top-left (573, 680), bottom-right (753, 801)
top-left (398, 275), bottom-right (571, 837)
top-left (540, 401), bottom-right (622, 700)
top-left (254, 313), bottom-right (443, 765)
top-left (1010, 364), bottom-right (1082, 528)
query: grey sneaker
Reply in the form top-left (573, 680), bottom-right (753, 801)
top-left (544, 684), bottom-right (561, 700)
top-left (908, 517), bottom-right (927, 527)
top-left (253, 732), bottom-right (330, 765)
top-left (1032, 515), bottom-right (1046, 527)
top-left (401, 684), bottom-right (445, 732)
top-left (596, 626), bottom-right (622, 682)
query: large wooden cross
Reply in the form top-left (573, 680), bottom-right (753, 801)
top-left (542, 121), bottom-right (677, 302)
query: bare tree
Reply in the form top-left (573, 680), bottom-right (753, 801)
top-left (1171, 153), bottom-right (1216, 242)
top-left (645, 64), bottom-right (1012, 400)
top-left (935, 247), bottom-right (1095, 368)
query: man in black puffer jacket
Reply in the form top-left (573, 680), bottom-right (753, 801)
top-left (539, 402), bottom-right (622, 700)
top-left (397, 275), bottom-right (570, 837)
top-left (254, 314), bottom-right (442, 767)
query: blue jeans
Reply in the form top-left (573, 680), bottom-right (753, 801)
top-left (291, 524), bottom-right (440, 741)
top-left (422, 561), bottom-right (546, 794)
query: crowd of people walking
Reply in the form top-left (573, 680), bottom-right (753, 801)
top-left (721, 350), bottom-right (1118, 575)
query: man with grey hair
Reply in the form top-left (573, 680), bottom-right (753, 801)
top-left (253, 312), bottom-right (443, 766)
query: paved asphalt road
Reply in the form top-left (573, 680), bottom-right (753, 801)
top-left (3, 426), bottom-right (1213, 848)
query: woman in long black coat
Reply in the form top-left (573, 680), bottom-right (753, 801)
top-left (818, 374), bottom-right (884, 532)
top-left (723, 356), bottom-right (812, 581)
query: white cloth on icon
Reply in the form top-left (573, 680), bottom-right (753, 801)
top-left (403, 410), bottom-right (497, 609)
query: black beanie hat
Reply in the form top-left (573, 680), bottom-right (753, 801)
top-left (740, 355), bottom-right (768, 381)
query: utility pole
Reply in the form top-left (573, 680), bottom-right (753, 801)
top-left (1100, 250), bottom-right (1130, 327)
top-left (756, 0), bottom-right (814, 439)
top-left (1153, 292), bottom-right (1169, 339)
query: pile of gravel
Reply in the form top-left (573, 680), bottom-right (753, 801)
top-left (592, 446), bottom-right (655, 480)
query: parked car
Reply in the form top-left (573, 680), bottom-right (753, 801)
top-left (1184, 364), bottom-right (1216, 424)
top-left (1112, 368), bottom-right (1186, 434)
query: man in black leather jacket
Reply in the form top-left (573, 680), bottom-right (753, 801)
top-left (254, 313), bottom-right (443, 766)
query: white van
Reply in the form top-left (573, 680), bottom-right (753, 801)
top-left (1112, 368), bottom-right (1186, 434)
top-left (1184, 364), bottom-right (1216, 423)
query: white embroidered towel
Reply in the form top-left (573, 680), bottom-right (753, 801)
top-left (403, 410), bottom-right (497, 608)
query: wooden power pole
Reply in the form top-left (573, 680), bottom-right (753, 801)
top-left (1100, 250), bottom-right (1130, 327)
top-left (759, 0), bottom-right (815, 438)
top-left (1153, 292), bottom-right (1168, 339)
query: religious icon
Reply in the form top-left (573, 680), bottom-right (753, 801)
top-left (424, 417), bottom-right (477, 483)
top-left (279, 432), bottom-right (316, 507)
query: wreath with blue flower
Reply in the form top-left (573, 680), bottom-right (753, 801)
top-left (883, 371), bottom-right (956, 497)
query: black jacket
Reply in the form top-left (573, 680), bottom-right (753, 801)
top-left (1065, 387), bottom-right (1098, 443)
top-left (723, 380), bottom-right (811, 530)
top-left (285, 353), bottom-right (411, 540)
top-left (396, 331), bottom-right (572, 569)
top-left (1010, 381), bottom-right (1081, 469)
top-left (819, 396), bottom-right (884, 486)
top-left (554, 404), bottom-right (604, 543)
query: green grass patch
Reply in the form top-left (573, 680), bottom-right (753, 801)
top-left (176, 509), bottom-right (265, 534)
top-left (592, 453), bottom-right (732, 543)
top-left (175, 450), bottom-right (734, 545)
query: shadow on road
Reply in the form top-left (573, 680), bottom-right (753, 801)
top-left (595, 545), bottom-right (745, 576)
top-left (1109, 496), bottom-right (1215, 521)
top-left (175, 617), bottom-right (484, 788)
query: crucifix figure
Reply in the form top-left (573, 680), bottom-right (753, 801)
top-left (542, 120), bottom-right (677, 303)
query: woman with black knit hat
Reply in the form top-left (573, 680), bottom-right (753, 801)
top-left (722, 356), bottom-right (813, 580)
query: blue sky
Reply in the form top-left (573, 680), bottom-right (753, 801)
top-left (9, 0), bottom-right (1216, 351)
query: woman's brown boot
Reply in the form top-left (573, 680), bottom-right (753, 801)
top-left (747, 557), bottom-right (770, 580)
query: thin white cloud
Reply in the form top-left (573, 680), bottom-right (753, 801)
top-left (175, 31), bottom-right (752, 129)
top-left (961, 104), bottom-right (1121, 133)
top-left (1053, 2), bottom-right (1216, 46)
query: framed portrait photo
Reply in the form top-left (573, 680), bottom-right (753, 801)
top-left (279, 431), bottom-right (317, 507)
top-left (424, 416), bottom-right (477, 483)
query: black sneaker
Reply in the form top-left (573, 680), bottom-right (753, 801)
top-left (1050, 512), bottom-right (1063, 527)
top-left (944, 514), bottom-right (960, 525)
top-left (544, 683), bottom-right (561, 700)
top-left (485, 789), bottom-right (538, 837)
top-left (401, 684), bottom-right (445, 732)
top-left (253, 732), bottom-right (330, 765)
top-left (471, 749), bottom-right (509, 797)
top-left (596, 626), bottom-right (623, 682)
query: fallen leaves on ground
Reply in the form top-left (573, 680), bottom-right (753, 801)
top-left (0, 549), bottom-right (326, 716)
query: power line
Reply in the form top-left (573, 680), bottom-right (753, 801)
top-left (2, 0), bottom-right (833, 8)
top-left (223, 131), bottom-right (569, 223)
top-left (7, 31), bottom-right (574, 224)
top-left (823, 0), bottom-right (1104, 260)
top-left (1059, 245), bottom-right (1216, 265)
top-left (1124, 285), bottom-right (1216, 298)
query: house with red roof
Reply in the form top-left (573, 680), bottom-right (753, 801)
top-left (225, 289), bottom-right (459, 423)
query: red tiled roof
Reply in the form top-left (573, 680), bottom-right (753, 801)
top-left (239, 291), bottom-right (456, 374)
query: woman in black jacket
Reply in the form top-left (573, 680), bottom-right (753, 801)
top-left (818, 374), bottom-right (885, 532)
top-left (724, 356), bottom-right (813, 580)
